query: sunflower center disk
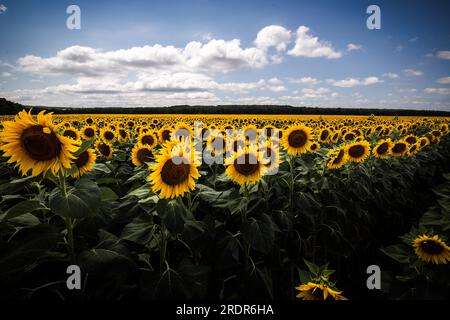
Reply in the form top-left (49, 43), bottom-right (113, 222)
top-left (392, 143), bottom-right (406, 153)
top-left (376, 143), bottom-right (389, 154)
top-left (142, 135), bottom-right (154, 145)
top-left (420, 240), bottom-right (444, 255)
top-left (348, 145), bottom-right (365, 158)
top-left (234, 154), bottom-right (259, 176)
top-left (104, 132), bottom-right (114, 140)
top-left (74, 151), bottom-right (90, 168)
top-left (288, 130), bottom-right (307, 147)
top-left (161, 159), bottom-right (190, 185)
top-left (84, 128), bottom-right (95, 137)
top-left (98, 143), bottom-right (111, 156)
top-left (137, 149), bottom-right (153, 163)
top-left (21, 125), bottom-right (61, 161)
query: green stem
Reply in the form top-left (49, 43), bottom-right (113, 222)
top-left (160, 224), bottom-right (167, 275)
top-left (242, 184), bottom-right (250, 273)
top-left (59, 171), bottom-right (76, 265)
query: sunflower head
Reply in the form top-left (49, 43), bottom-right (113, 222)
top-left (0, 110), bottom-right (79, 176)
top-left (295, 282), bottom-right (347, 300)
top-left (71, 148), bottom-right (96, 178)
top-left (373, 139), bottom-right (392, 159)
top-left (390, 140), bottom-right (408, 157)
top-left (281, 124), bottom-right (313, 155)
top-left (345, 140), bottom-right (371, 163)
top-left (225, 146), bottom-right (266, 186)
top-left (81, 126), bottom-right (97, 140)
top-left (327, 148), bottom-right (347, 170)
top-left (131, 143), bottom-right (154, 167)
top-left (95, 141), bottom-right (113, 160)
top-left (138, 132), bottom-right (158, 148)
top-left (412, 234), bottom-right (450, 265)
top-left (100, 128), bottom-right (116, 143)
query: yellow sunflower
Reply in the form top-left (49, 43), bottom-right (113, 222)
top-left (295, 282), bottom-right (347, 300)
top-left (225, 146), bottom-right (266, 186)
top-left (95, 141), bottom-right (113, 160)
top-left (148, 142), bottom-right (200, 199)
top-left (390, 140), bottom-right (408, 157)
top-left (309, 142), bottom-right (320, 152)
top-left (281, 124), bottom-right (313, 155)
top-left (62, 126), bottom-right (80, 141)
top-left (71, 148), bottom-right (96, 178)
top-left (100, 128), bottom-right (116, 143)
top-left (81, 126), bottom-right (97, 140)
top-left (158, 127), bottom-right (172, 142)
top-left (373, 139), bottom-right (392, 159)
top-left (327, 148), bottom-right (347, 170)
top-left (131, 143), bottom-right (154, 167)
top-left (345, 140), bottom-right (370, 163)
top-left (138, 132), bottom-right (158, 148)
top-left (0, 110), bottom-right (79, 176)
top-left (412, 234), bottom-right (450, 265)
top-left (117, 128), bottom-right (129, 143)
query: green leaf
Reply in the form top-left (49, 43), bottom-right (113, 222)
top-left (381, 245), bottom-right (413, 264)
top-left (100, 187), bottom-right (119, 201)
top-left (120, 214), bottom-right (154, 244)
top-left (73, 139), bottom-right (93, 157)
top-left (122, 184), bottom-right (151, 200)
top-left (78, 248), bottom-right (135, 275)
top-left (240, 213), bottom-right (275, 254)
top-left (156, 199), bottom-right (186, 234)
top-left (49, 178), bottom-right (101, 218)
top-left (93, 163), bottom-right (112, 174)
top-left (303, 259), bottom-right (320, 276)
top-left (1, 200), bottom-right (46, 221)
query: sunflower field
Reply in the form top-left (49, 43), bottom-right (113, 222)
top-left (0, 110), bottom-right (449, 300)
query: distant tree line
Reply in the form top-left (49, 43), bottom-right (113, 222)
top-left (1, 97), bottom-right (449, 116)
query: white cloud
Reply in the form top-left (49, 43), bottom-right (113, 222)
top-left (383, 72), bottom-right (399, 79)
top-left (436, 51), bottom-right (450, 60)
top-left (408, 37), bottom-right (419, 43)
top-left (0, 4), bottom-right (7, 14)
top-left (267, 77), bottom-right (283, 85)
top-left (1, 72), bottom-right (11, 77)
top-left (346, 43), bottom-right (362, 52)
top-left (254, 25), bottom-right (291, 52)
top-left (328, 76), bottom-right (383, 88)
top-left (268, 85), bottom-right (287, 92)
top-left (288, 26), bottom-right (342, 59)
top-left (403, 69), bottom-right (424, 76)
top-left (424, 87), bottom-right (450, 95)
top-left (436, 77), bottom-right (450, 84)
top-left (398, 88), bottom-right (417, 93)
top-left (301, 87), bottom-right (330, 94)
top-left (287, 77), bottom-right (320, 85)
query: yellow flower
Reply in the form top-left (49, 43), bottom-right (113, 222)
top-left (281, 124), bottom-right (313, 155)
top-left (345, 140), bottom-right (370, 163)
top-left (71, 148), bottom-right (96, 178)
top-left (0, 110), bottom-right (79, 176)
top-left (131, 143), bottom-right (154, 167)
top-left (295, 282), bottom-right (347, 300)
top-left (412, 234), bottom-right (450, 265)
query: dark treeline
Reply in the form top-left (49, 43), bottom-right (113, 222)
top-left (1, 97), bottom-right (449, 116)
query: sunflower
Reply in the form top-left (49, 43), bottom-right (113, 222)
top-left (309, 142), bottom-right (320, 152)
top-left (418, 137), bottom-right (430, 149)
top-left (95, 141), bottom-right (113, 160)
top-left (131, 143), bottom-right (154, 167)
top-left (318, 128), bottom-right (330, 142)
top-left (281, 124), bottom-right (313, 155)
top-left (373, 139), bottom-right (392, 159)
top-left (408, 143), bottom-right (419, 156)
top-left (0, 110), bottom-right (79, 176)
top-left (71, 148), bottom-right (96, 178)
top-left (148, 142), bottom-right (200, 199)
top-left (117, 128), bottom-right (129, 143)
top-left (100, 128), bottom-right (116, 143)
top-left (412, 234), bottom-right (450, 265)
top-left (158, 127), bottom-right (172, 142)
top-left (405, 135), bottom-right (419, 145)
top-left (81, 126), bottom-right (97, 140)
top-left (390, 140), bottom-right (408, 157)
top-left (327, 148), bottom-right (347, 170)
top-left (138, 132), bottom-right (158, 148)
top-left (295, 282), bottom-right (347, 300)
top-left (345, 140), bottom-right (370, 163)
top-left (258, 144), bottom-right (281, 175)
top-left (62, 127), bottom-right (80, 141)
top-left (225, 147), bottom-right (266, 186)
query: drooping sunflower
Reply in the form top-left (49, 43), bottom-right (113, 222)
top-left (390, 140), bottom-right (408, 157)
top-left (327, 148), bottom-right (347, 170)
top-left (148, 142), bottom-right (200, 199)
top-left (0, 110), bottom-right (79, 176)
top-left (318, 128), bottom-right (331, 142)
top-left (100, 128), bottom-right (116, 143)
top-left (281, 124), bottom-right (313, 155)
top-left (117, 128), bottom-right (129, 143)
top-left (345, 140), bottom-right (370, 163)
top-left (225, 146), bottom-right (266, 186)
top-left (309, 142), bottom-right (320, 152)
top-left (95, 141), bottom-right (113, 160)
top-left (295, 282), bottom-right (347, 300)
top-left (418, 136), bottom-right (430, 149)
top-left (71, 148), bottom-right (96, 178)
top-left (412, 234), bottom-right (450, 265)
top-left (131, 143), bottom-right (154, 167)
top-left (405, 135), bottom-right (419, 145)
top-left (138, 132), bottom-right (158, 148)
top-left (373, 139), bottom-right (392, 159)
top-left (81, 126), bottom-right (97, 140)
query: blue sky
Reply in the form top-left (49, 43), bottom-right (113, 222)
top-left (0, 0), bottom-right (449, 110)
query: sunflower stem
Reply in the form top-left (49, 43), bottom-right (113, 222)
top-left (65, 217), bottom-right (76, 265)
top-left (160, 223), bottom-right (167, 275)
top-left (241, 184), bottom-right (250, 274)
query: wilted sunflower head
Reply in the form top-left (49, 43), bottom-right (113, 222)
top-left (0, 110), bottom-right (79, 176)
top-left (281, 124), bottom-right (313, 155)
top-left (295, 282), bottom-right (347, 301)
top-left (327, 148), bottom-right (347, 170)
top-left (412, 234), bottom-right (450, 265)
